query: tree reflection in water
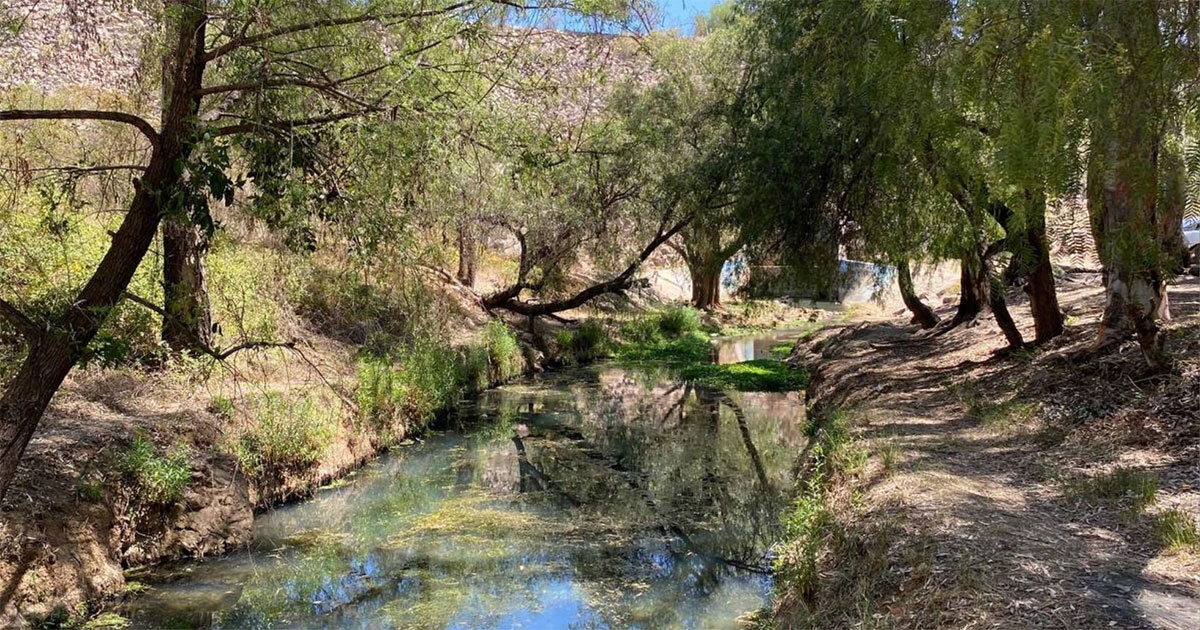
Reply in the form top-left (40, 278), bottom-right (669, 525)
top-left (118, 363), bottom-right (806, 629)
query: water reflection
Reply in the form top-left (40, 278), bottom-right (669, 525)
top-left (119, 364), bottom-right (805, 629)
top-left (710, 330), bottom-right (804, 365)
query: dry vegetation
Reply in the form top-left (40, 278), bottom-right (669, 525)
top-left (774, 273), bottom-right (1200, 629)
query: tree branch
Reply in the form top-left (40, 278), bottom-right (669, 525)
top-left (0, 297), bottom-right (39, 339)
top-left (203, 3), bottom-right (474, 62)
top-left (211, 108), bottom-right (380, 137)
top-left (0, 110), bottom-right (159, 145)
top-left (484, 213), bottom-right (694, 316)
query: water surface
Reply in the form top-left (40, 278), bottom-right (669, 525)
top-left (120, 361), bottom-right (805, 629)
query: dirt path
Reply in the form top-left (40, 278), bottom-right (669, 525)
top-left (788, 275), bottom-right (1200, 628)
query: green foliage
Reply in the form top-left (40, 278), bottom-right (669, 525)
top-left (208, 395), bottom-right (235, 419)
top-left (614, 330), bottom-right (712, 365)
top-left (74, 479), bottom-right (104, 503)
top-left (679, 359), bottom-right (806, 392)
top-left (481, 321), bottom-right (523, 384)
top-left (554, 319), bottom-right (611, 364)
top-left (233, 393), bottom-right (338, 475)
top-left (657, 305), bottom-right (701, 338)
top-left (1153, 509), bottom-right (1199, 552)
top-left (356, 325), bottom-right (524, 442)
top-left (774, 409), bottom-right (863, 597)
top-left (122, 435), bottom-right (191, 504)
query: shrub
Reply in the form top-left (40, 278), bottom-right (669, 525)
top-left (233, 393), bottom-right (338, 474)
top-left (658, 305), bottom-right (700, 338)
top-left (482, 320), bottom-right (523, 383)
top-left (122, 434), bottom-right (191, 504)
top-left (618, 314), bottom-right (663, 344)
top-left (565, 319), bottom-right (609, 362)
top-left (1153, 509), bottom-right (1198, 552)
top-left (356, 335), bottom-right (471, 440)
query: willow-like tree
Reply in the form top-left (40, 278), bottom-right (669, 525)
top-left (1078, 0), bottom-right (1198, 370)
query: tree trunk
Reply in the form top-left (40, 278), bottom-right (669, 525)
top-left (953, 246), bottom-right (1024, 348)
top-left (1022, 193), bottom-right (1064, 343)
top-left (162, 218), bottom-right (213, 352)
top-left (896, 260), bottom-right (938, 328)
top-left (1092, 135), bottom-right (1170, 370)
top-left (952, 254), bottom-right (986, 325)
top-left (0, 2), bottom-right (206, 503)
top-left (456, 222), bottom-right (477, 288)
top-left (690, 262), bottom-right (722, 310)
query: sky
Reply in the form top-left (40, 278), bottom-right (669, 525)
top-left (656, 0), bottom-right (723, 34)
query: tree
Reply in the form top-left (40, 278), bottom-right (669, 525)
top-left (0, 0), bottom-right (556, 503)
top-left (1079, 0), bottom-right (1197, 369)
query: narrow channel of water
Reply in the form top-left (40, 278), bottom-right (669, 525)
top-left (119, 353), bottom-right (806, 628)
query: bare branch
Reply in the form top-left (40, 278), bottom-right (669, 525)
top-left (0, 297), bottom-right (39, 339)
top-left (0, 110), bottom-right (159, 145)
top-left (204, 2), bottom-right (475, 62)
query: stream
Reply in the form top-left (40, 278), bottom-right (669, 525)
top-left (119, 334), bottom-right (807, 629)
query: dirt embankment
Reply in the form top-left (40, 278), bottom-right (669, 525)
top-left (780, 273), bottom-right (1200, 629)
top-left (0, 328), bottom-right (528, 628)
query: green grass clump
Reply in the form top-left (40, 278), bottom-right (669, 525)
top-left (774, 409), bottom-right (863, 598)
top-left (1153, 509), bottom-right (1198, 552)
top-left (955, 384), bottom-right (1038, 428)
top-left (658, 305), bottom-right (701, 337)
top-left (554, 319), bottom-right (611, 364)
top-left (122, 434), bottom-right (191, 504)
top-left (481, 320), bottom-right (524, 383)
top-left (233, 393), bottom-right (338, 474)
top-left (75, 479), bottom-right (105, 503)
top-left (1071, 468), bottom-right (1158, 517)
top-left (679, 359), bottom-right (807, 392)
top-left (208, 395), bottom-right (235, 419)
top-left (769, 342), bottom-right (793, 358)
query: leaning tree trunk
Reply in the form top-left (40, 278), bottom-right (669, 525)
top-left (162, 217), bottom-right (213, 352)
top-left (456, 222), bottom-right (477, 288)
top-left (896, 260), bottom-right (939, 329)
top-left (952, 245), bottom-right (1024, 348)
top-left (952, 254), bottom-right (987, 325)
top-left (0, 3), bottom-right (206, 503)
top-left (689, 261), bottom-right (722, 310)
top-left (1022, 193), bottom-right (1064, 344)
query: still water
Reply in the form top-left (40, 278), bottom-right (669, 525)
top-left (119, 360), bottom-right (806, 629)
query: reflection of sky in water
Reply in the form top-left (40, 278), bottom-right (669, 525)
top-left (119, 360), bottom-right (802, 629)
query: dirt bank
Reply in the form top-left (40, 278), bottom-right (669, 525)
top-left (778, 272), bottom-right (1200, 629)
top-left (0, 329), bottom-right (528, 628)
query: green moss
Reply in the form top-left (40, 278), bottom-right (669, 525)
top-left (81, 612), bottom-right (131, 629)
top-left (769, 342), bottom-right (793, 358)
top-left (679, 359), bottom-right (807, 392)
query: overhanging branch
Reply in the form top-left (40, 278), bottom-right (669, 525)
top-left (0, 110), bottom-right (159, 145)
top-left (483, 213), bottom-right (694, 316)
